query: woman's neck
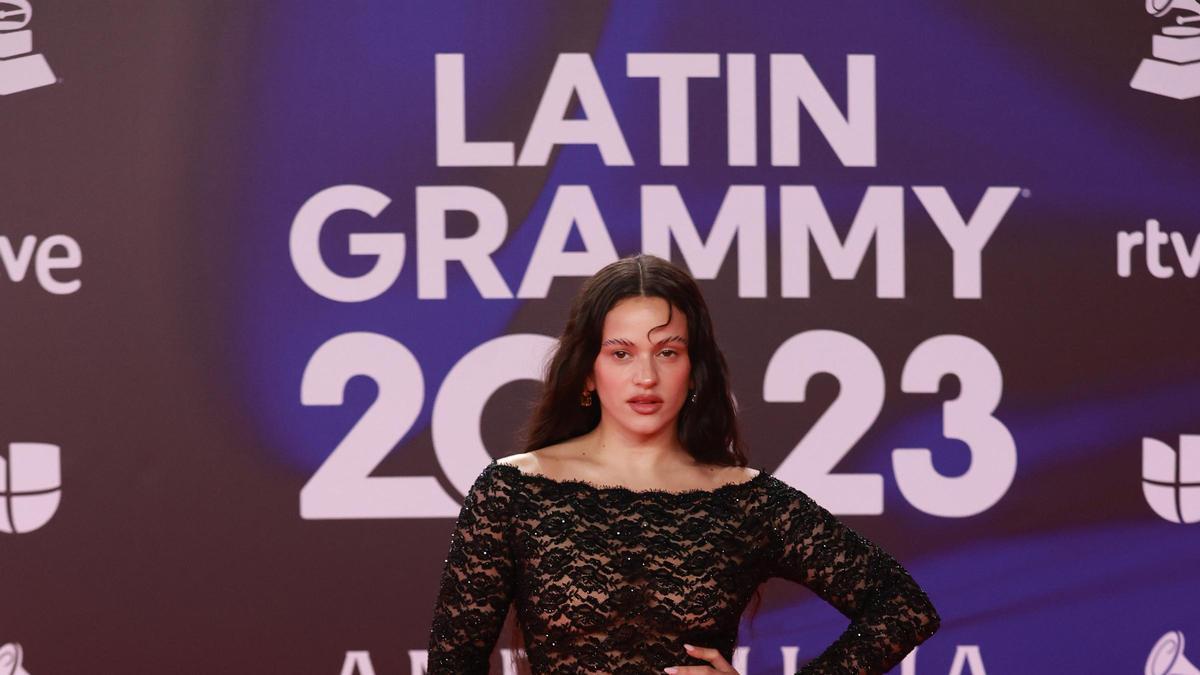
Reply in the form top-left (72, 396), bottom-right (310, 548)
top-left (573, 426), bottom-right (693, 474)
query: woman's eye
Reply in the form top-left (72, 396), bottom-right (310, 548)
top-left (611, 349), bottom-right (679, 359)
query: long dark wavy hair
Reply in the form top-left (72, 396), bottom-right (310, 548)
top-left (502, 253), bottom-right (763, 673)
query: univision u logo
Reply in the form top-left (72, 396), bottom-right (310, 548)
top-left (0, 442), bottom-right (61, 534)
top-left (1143, 435), bottom-right (1200, 524)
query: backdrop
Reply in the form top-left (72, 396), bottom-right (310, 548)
top-left (3, 2), bottom-right (1199, 674)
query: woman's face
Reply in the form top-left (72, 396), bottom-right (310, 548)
top-left (585, 296), bottom-right (693, 439)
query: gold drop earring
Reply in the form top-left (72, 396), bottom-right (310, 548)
top-left (580, 389), bottom-right (593, 407)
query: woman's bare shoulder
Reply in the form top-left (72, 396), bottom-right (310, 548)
top-left (494, 451), bottom-right (538, 473)
top-left (707, 464), bottom-right (761, 486)
top-left (496, 445), bottom-right (760, 488)
top-left (495, 443), bottom-right (575, 477)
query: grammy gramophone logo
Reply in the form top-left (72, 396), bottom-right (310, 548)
top-left (1146, 631), bottom-right (1199, 675)
top-left (1131, 0), bottom-right (1200, 99)
top-left (0, 0), bottom-right (55, 96)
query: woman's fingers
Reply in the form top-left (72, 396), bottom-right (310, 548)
top-left (662, 643), bottom-right (738, 674)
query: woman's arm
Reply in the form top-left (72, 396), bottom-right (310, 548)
top-left (427, 463), bottom-right (517, 674)
top-left (765, 482), bottom-right (941, 674)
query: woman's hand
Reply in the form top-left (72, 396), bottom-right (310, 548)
top-left (663, 643), bottom-right (740, 674)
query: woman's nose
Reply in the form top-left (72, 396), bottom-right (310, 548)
top-left (634, 357), bottom-right (658, 384)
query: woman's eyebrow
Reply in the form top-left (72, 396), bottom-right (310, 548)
top-left (600, 335), bottom-right (688, 347)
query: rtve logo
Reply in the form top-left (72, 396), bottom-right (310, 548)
top-left (1143, 434), bottom-right (1200, 524)
top-left (0, 0), bottom-right (55, 96)
top-left (1117, 220), bottom-right (1200, 279)
top-left (0, 442), bottom-right (61, 534)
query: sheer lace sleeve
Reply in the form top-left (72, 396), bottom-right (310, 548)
top-left (427, 463), bottom-right (516, 674)
top-left (764, 479), bottom-right (941, 674)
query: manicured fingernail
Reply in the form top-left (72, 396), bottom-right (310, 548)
top-left (683, 643), bottom-right (694, 650)
top-left (664, 669), bottom-right (677, 674)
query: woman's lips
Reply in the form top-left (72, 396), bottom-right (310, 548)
top-left (628, 400), bottom-right (663, 414)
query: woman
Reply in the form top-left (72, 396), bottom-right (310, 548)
top-left (427, 254), bottom-right (940, 674)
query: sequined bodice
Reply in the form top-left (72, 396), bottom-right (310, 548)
top-left (427, 460), bottom-right (939, 674)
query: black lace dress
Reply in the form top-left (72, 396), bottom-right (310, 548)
top-left (427, 460), bottom-right (940, 674)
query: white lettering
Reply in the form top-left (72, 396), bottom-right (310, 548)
top-left (416, 186), bottom-right (513, 299)
top-left (517, 186), bottom-right (619, 297)
top-left (517, 54), bottom-right (633, 166)
top-left (948, 645), bottom-right (988, 675)
top-left (0, 234), bottom-right (82, 295)
top-left (339, 651), bottom-right (377, 675)
top-left (289, 185), bottom-right (1016, 301)
top-left (1116, 229), bottom-right (1144, 277)
top-left (726, 54), bottom-right (757, 166)
top-left (642, 184), bottom-right (767, 297)
top-left (627, 53), bottom-right (720, 166)
top-left (770, 54), bottom-right (876, 167)
top-left (1116, 219), bottom-right (1200, 278)
top-left (1146, 218), bottom-right (1174, 278)
top-left (914, 186), bottom-right (1020, 299)
top-left (435, 54), bottom-right (515, 166)
top-left (1171, 228), bottom-right (1200, 276)
top-left (289, 185), bottom-right (404, 302)
top-left (780, 186), bottom-right (904, 298)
